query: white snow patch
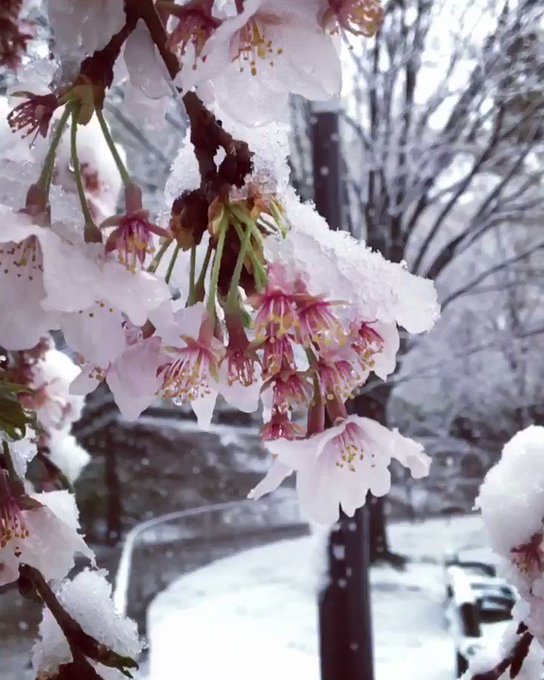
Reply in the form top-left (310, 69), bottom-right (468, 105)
top-left (145, 516), bottom-right (489, 679)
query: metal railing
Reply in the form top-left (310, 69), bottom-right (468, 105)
top-left (113, 494), bottom-right (309, 635)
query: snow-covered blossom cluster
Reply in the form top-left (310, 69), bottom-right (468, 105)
top-left (0, 0), bottom-right (442, 675)
top-left (467, 426), bottom-right (544, 677)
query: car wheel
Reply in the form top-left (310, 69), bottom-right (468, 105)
top-left (456, 652), bottom-right (469, 677)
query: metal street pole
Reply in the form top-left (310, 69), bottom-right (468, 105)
top-left (311, 101), bottom-right (375, 680)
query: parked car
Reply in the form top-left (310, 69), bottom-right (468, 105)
top-left (444, 546), bottom-right (516, 677)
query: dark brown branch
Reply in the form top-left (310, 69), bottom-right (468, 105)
top-left (134, 0), bottom-right (252, 197)
top-left (18, 565), bottom-right (138, 675)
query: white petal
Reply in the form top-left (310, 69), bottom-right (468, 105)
top-left (389, 428), bottom-right (431, 479)
top-left (248, 459), bottom-right (292, 499)
top-left (265, 425), bottom-right (341, 470)
top-left (219, 362), bottom-right (262, 413)
top-left (191, 390), bottom-right (218, 430)
top-left (40, 236), bottom-right (100, 313)
top-left (370, 321), bottom-right (400, 380)
top-left (60, 303), bottom-right (126, 366)
top-left (97, 263), bottom-right (170, 326)
top-left (107, 338), bottom-right (162, 420)
top-left (70, 366), bottom-right (101, 396)
top-left (296, 456), bottom-right (342, 525)
top-left (124, 21), bottom-right (171, 99)
top-left (0, 263), bottom-right (57, 349)
top-left (368, 467), bottom-right (392, 498)
top-left (213, 74), bottom-right (290, 126)
top-left (0, 217), bottom-right (58, 348)
top-left (151, 301), bottom-right (206, 346)
top-left (16, 493), bottom-right (94, 583)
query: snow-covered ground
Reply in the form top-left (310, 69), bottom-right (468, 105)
top-left (147, 514), bottom-right (486, 680)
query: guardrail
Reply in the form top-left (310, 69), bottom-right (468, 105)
top-left (113, 495), bottom-right (309, 628)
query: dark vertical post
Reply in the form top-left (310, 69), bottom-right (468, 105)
top-left (311, 103), bottom-right (374, 680)
top-left (104, 427), bottom-right (122, 545)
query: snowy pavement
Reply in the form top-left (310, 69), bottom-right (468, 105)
top-left (146, 514), bottom-right (485, 680)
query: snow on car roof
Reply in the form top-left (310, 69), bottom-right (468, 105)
top-left (456, 546), bottom-right (501, 568)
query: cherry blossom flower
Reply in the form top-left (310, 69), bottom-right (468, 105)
top-left (155, 303), bottom-right (225, 427)
top-left (165, 0), bottom-right (221, 68)
top-left (0, 208), bottom-right (70, 350)
top-left (23, 348), bottom-right (84, 432)
top-left (154, 302), bottom-right (262, 428)
top-left (348, 320), bottom-right (400, 380)
top-left (33, 570), bottom-right (140, 679)
top-left (321, 0), bottom-right (384, 38)
top-left (177, 0), bottom-right (342, 124)
top-left (0, 485), bottom-right (93, 586)
top-left (261, 334), bottom-right (297, 378)
top-left (71, 335), bottom-right (163, 421)
top-left (315, 353), bottom-right (361, 403)
top-left (268, 370), bottom-right (312, 411)
top-left (295, 293), bottom-right (345, 349)
top-left (261, 408), bottom-right (304, 442)
top-left (90, 257), bottom-right (171, 329)
top-left (56, 252), bottom-right (169, 363)
top-left (252, 415), bottom-right (430, 524)
top-left (7, 92), bottom-right (59, 140)
top-left (0, 203), bottom-right (169, 352)
top-left (102, 184), bottom-right (171, 271)
top-left (221, 312), bottom-right (263, 412)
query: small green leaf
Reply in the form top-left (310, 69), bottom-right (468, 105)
top-left (0, 381), bottom-right (37, 441)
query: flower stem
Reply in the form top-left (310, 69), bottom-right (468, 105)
top-left (95, 108), bottom-right (132, 186)
top-left (227, 217), bottom-right (253, 308)
top-left (231, 221), bottom-right (267, 291)
top-left (270, 202), bottom-right (287, 236)
top-left (207, 218), bottom-right (228, 316)
top-left (189, 242), bottom-right (212, 305)
top-left (71, 107), bottom-right (101, 243)
top-left (37, 105), bottom-right (71, 194)
top-left (189, 244), bottom-right (197, 298)
top-left (165, 244), bottom-right (180, 284)
top-left (147, 238), bottom-right (173, 273)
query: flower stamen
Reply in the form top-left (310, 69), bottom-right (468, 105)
top-left (232, 14), bottom-right (284, 75)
